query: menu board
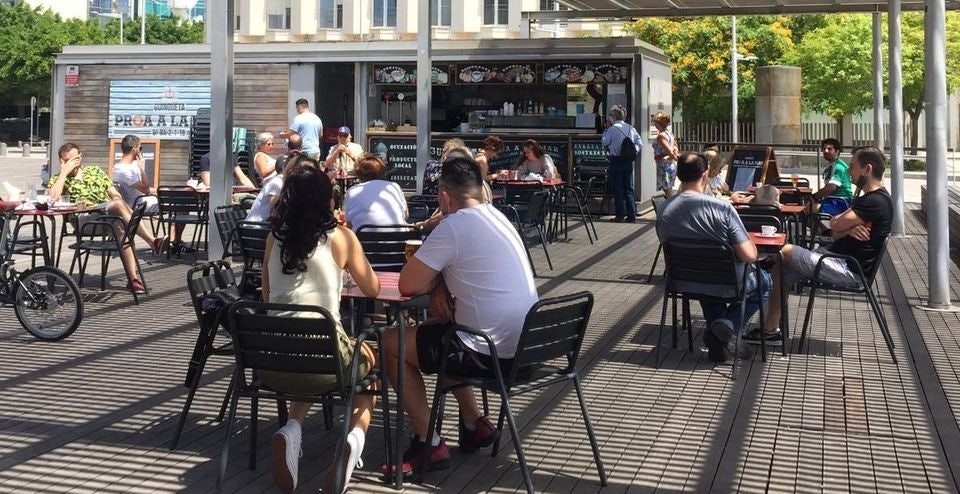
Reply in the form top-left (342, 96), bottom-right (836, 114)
top-left (726, 146), bottom-right (778, 192)
top-left (368, 136), bottom-right (418, 190)
top-left (544, 62), bottom-right (630, 84)
top-left (373, 64), bottom-right (451, 85)
top-left (456, 64), bottom-right (537, 84)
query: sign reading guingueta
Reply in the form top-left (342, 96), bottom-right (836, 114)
top-left (108, 80), bottom-right (211, 140)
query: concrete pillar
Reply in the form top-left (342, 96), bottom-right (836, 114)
top-left (755, 65), bottom-right (801, 167)
top-left (22, 143), bottom-right (31, 158)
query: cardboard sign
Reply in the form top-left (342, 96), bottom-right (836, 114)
top-left (108, 138), bottom-right (162, 191)
top-left (726, 145), bottom-right (778, 192)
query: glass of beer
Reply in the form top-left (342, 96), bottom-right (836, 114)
top-left (405, 239), bottom-right (423, 261)
top-left (791, 173), bottom-right (799, 187)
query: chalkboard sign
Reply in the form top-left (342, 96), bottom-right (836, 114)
top-left (572, 140), bottom-right (606, 165)
top-left (368, 136), bottom-right (418, 190)
top-left (726, 146), bottom-right (778, 192)
top-left (108, 138), bottom-right (161, 189)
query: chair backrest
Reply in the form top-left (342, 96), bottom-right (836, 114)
top-left (738, 214), bottom-right (782, 233)
top-left (121, 200), bottom-right (148, 244)
top-left (662, 239), bottom-right (743, 298)
top-left (773, 177), bottom-right (811, 188)
top-left (862, 235), bottom-right (892, 285)
top-left (157, 188), bottom-right (206, 217)
top-left (406, 201), bottom-right (432, 223)
top-left (504, 182), bottom-right (543, 205)
top-left (408, 194), bottom-right (439, 210)
top-left (215, 204), bottom-right (248, 256)
top-left (650, 193), bottom-right (667, 215)
top-left (734, 203), bottom-right (781, 216)
top-left (187, 260), bottom-right (240, 318)
top-left (356, 224), bottom-right (420, 272)
top-left (576, 160), bottom-right (609, 181)
top-left (511, 291), bottom-right (594, 380)
top-left (227, 301), bottom-right (346, 391)
top-left (235, 221), bottom-right (271, 269)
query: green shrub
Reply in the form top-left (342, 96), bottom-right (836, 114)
top-left (905, 159), bottom-right (926, 171)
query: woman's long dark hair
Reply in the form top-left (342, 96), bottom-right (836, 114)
top-left (515, 139), bottom-right (544, 168)
top-left (269, 164), bottom-right (338, 274)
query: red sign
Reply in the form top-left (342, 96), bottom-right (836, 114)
top-left (65, 65), bottom-right (80, 87)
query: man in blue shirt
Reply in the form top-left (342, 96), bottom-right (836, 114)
top-left (600, 106), bottom-right (642, 223)
top-left (284, 98), bottom-right (323, 160)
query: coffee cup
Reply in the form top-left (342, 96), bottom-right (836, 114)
top-left (404, 239), bottom-right (423, 260)
top-left (761, 225), bottom-right (777, 236)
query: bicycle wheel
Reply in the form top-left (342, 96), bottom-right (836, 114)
top-left (13, 266), bottom-right (83, 341)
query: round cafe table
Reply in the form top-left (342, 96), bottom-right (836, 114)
top-left (13, 203), bottom-right (101, 267)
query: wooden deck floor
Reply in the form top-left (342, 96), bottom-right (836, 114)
top-left (1, 208), bottom-right (959, 493)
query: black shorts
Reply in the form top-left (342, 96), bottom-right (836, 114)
top-left (416, 320), bottom-right (514, 378)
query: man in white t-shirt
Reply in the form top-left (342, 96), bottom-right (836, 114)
top-left (381, 156), bottom-right (538, 477)
top-left (343, 154), bottom-right (406, 230)
top-left (112, 134), bottom-right (192, 254)
top-left (282, 98), bottom-right (323, 160)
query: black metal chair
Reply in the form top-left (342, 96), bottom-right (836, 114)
top-left (773, 177), bottom-right (811, 188)
top-left (407, 194), bottom-right (439, 211)
top-left (234, 220), bottom-right (271, 296)
top-left (170, 260), bottom-right (242, 450)
top-left (11, 218), bottom-right (50, 268)
top-left (68, 200), bottom-right (148, 304)
top-left (355, 224), bottom-right (420, 273)
top-left (424, 292), bottom-right (607, 494)
top-left (647, 194), bottom-right (667, 282)
top-left (799, 238), bottom-right (896, 363)
top-left (739, 214), bottom-right (783, 233)
top-left (406, 201), bottom-right (432, 223)
top-left (499, 190), bottom-right (553, 276)
top-left (550, 184), bottom-right (597, 244)
top-left (217, 301), bottom-right (390, 493)
top-left (655, 239), bottom-right (768, 379)
top-left (576, 159), bottom-right (611, 215)
top-left (503, 181), bottom-right (543, 208)
top-left (214, 204), bottom-right (247, 260)
top-left (130, 190), bottom-right (163, 238)
top-left (157, 188), bottom-right (208, 258)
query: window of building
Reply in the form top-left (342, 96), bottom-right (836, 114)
top-left (539, 0), bottom-right (567, 10)
top-left (431, 0), bottom-right (451, 26)
top-left (266, 0), bottom-right (291, 30)
top-left (483, 0), bottom-right (508, 25)
top-left (372, 0), bottom-right (397, 27)
top-left (319, 0), bottom-right (343, 28)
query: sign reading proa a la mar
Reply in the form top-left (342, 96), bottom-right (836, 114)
top-left (108, 80), bottom-right (211, 140)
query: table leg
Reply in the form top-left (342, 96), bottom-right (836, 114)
top-left (48, 216), bottom-right (58, 267)
top-left (394, 301), bottom-right (405, 489)
top-left (778, 254), bottom-right (789, 356)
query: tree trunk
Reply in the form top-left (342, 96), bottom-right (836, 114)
top-left (907, 110), bottom-right (920, 155)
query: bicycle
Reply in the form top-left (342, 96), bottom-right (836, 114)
top-left (1, 207), bottom-right (83, 340)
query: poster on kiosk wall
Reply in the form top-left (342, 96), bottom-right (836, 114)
top-left (108, 80), bottom-right (211, 140)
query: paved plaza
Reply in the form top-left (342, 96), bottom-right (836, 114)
top-left (2, 177), bottom-right (960, 492)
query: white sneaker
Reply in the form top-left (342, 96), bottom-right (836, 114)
top-left (326, 430), bottom-right (366, 494)
top-left (272, 421), bottom-right (302, 493)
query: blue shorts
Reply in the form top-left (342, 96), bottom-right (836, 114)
top-left (820, 197), bottom-right (851, 216)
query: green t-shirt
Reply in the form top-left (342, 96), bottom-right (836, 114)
top-left (827, 158), bottom-right (854, 200)
top-left (48, 165), bottom-right (113, 206)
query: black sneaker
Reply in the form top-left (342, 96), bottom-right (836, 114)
top-left (742, 327), bottom-right (784, 347)
top-left (709, 320), bottom-right (753, 361)
top-left (702, 330), bottom-right (727, 363)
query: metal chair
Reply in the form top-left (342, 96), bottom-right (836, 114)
top-left (799, 238), bottom-right (896, 363)
top-left (68, 200), bottom-right (148, 304)
top-left (214, 204), bottom-right (247, 260)
top-left (499, 190), bottom-right (553, 276)
top-left (406, 201), bottom-right (433, 223)
top-left (170, 260), bottom-right (242, 450)
top-left (550, 183), bottom-right (597, 244)
top-left (234, 220), bottom-right (271, 296)
top-left (424, 292), bottom-right (607, 494)
top-left (355, 224), bottom-right (420, 273)
top-left (739, 215), bottom-right (783, 233)
top-left (157, 188), bottom-right (208, 258)
top-left (217, 301), bottom-right (390, 493)
top-left (655, 238), bottom-right (769, 379)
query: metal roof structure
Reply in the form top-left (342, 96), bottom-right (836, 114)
top-left (530, 0), bottom-right (960, 18)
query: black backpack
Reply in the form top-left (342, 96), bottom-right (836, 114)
top-left (617, 126), bottom-right (637, 162)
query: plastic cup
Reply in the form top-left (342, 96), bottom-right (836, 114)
top-left (761, 225), bottom-right (777, 236)
top-left (510, 170), bottom-right (519, 180)
top-left (342, 270), bottom-right (357, 288)
top-left (405, 239), bottom-right (423, 261)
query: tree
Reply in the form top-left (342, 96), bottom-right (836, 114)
top-left (626, 16), bottom-right (795, 124)
top-left (100, 15), bottom-right (205, 45)
top-left (783, 14), bottom-right (875, 137)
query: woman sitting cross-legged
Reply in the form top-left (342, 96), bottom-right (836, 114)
top-left (262, 162), bottom-right (381, 493)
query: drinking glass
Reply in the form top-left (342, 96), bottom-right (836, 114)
top-left (790, 174), bottom-right (799, 187)
top-left (342, 270), bottom-right (357, 288)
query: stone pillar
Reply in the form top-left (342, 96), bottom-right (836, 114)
top-left (755, 65), bottom-right (802, 168)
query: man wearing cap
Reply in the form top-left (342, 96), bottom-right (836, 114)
top-left (324, 126), bottom-right (364, 177)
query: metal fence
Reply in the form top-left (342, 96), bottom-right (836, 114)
top-left (676, 120), bottom-right (907, 150)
